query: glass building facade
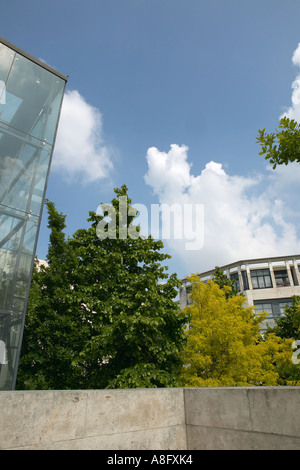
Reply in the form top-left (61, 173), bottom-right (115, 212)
top-left (0, 38), bottom-right (67, 390)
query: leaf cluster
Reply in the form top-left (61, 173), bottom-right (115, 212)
top-left (212, 266), bottom-right (239, 298)
top-left (257, 117), bottom-right (300, 169)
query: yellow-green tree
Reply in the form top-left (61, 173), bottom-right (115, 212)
top-left (180, 275), bottom-right (293, 387)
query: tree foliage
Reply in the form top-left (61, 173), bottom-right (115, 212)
top-left (267, 296), bottom-right (300, 341)
top-left (264, 297), bottom-right (300, 386)
top-left (179, 275), bottom-right (294, 387)
top-left (212, 266), bottom-right (239, 298)
top-left (257, 117), bottom-right (300, 169)
top-left (17, 186), bottom-right (189, 390)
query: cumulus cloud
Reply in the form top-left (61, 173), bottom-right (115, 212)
top-left (281, 42), bottom-right (300, 121)
top-left (144, 144), bottom-right (300, 274)
top-left (144, 43), bottom-right (300, 275)
top-left (52, 90), bottom-right (113, 183)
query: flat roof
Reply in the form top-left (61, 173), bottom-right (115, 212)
top-left (182, 254), bottom-right (300, 282)
top-left (0, 36), bottom-right (68, 82)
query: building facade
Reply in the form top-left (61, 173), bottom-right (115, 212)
top-left (179, 255), bottom-right (300, 331)
top-left (0, 38), bottom-right (67, 390)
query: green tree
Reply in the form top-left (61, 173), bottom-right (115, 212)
top-left (265, 297), bottom-right (300, 386)
top-left (16, 200), bottom-right (91, 389)
top-left (179, 275), bottom-right (293, 387)
top-left (257, 116), bottom-right (300, 169)
top-left (267, 296), bottom-right (300, 340)
top-left (212, 266), bottom-right (239, 298)
top-left (17, 186), bottom-right (188, 390)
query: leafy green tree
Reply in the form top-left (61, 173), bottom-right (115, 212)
top-left (212, 266), bottom-right (239, 298)
top-left (257, 116), bottom-right (300, 169)
top-left (16, 200), bottom-right (91, 389)
top-left (265, 297), bottom-right (300, 386)
top-left (17, 186), bottom-right (188, 389)
top-left (179, 275), bottom-right (293, 387)
top-left (267, 296), bottom-right (300, 340)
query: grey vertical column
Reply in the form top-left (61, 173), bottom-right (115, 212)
top-left (293, 259), bottom-right (300, 286)
top-left (237, 265), bottom-right (244, 292)
top-left (245, 264), bottom-right (253, 290)
top-left (179, 281), bottom-right (188, 310)
top-left (268, 261), bottom-right (276, 288)
top-left (285, 260), bottom-right (294, 287)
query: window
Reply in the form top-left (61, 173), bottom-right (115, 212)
top-left (230, 272), bottom-right (240, 292)
top-left (279, 301), bottom-right (292, 316)
top-left (186, 286), bottom-right (192, 305)
top-left (241, 270), bottom-right (249, 290)
top-left (254, 303), bottom-right (273, 317)
top-left (250, 269), bottom-right (272, 289)
top-left (274, 270), bottom-right (290, 287)
top-left (254, 298), bottom-right (292, 319)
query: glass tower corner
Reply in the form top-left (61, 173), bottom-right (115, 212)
top-left (0, 38), bottom-right (67, 390)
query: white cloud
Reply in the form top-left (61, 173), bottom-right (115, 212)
top-left (52, 90), bottom-right (113, 183)
top-left (281, 43), bottom-right (300, 121)
top-left (144, 44), bottom-right (300, 275)
top-left (144, 144), bottom-right (300, 274)
top-left (144, 144), bottom-right (191, 203)
top-left (292, 43), bottom-right (300, 67)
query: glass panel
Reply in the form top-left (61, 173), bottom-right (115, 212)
top-left (254, 303), bottom-right (273, 316)
top-left (0, 50), bottom-right (65, 145)
top-left (0, 91), bottom-right (22, 122)
top-left (258, 276), bottom-right (265, 288)
top-left (0, 40), bottom-right (66, 390)
top-left (251, 268), bottom-right (272, 289)
top-left (230, 273), bottom-right (240, 292)
top-left (275, 270), bottom-right (290, 287)
top-left (279, 302), bottom-right (292, 316)
top-left (0, 43), bottom-right (15, 111)
top-left (0, 43), bottom-right (15, 82)
top-left (265, 276), bottom-right (272, 288)
top-left (264, 306), bottom-right (273, 315)
top-left (0, 43), bottom-right (15, 107)
top-left (241, 270), bottom-right (249, 290)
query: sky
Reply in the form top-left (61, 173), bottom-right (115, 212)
top-left (1, 0), bottom-right (300, 280)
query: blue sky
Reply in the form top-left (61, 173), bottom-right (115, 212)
top-left (1, 0), bottom-right (300, 279)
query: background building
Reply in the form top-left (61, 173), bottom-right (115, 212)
top-left (0, 38), bottom-right (67, 390)
top-left (179, 255), bottom-right (300, 332)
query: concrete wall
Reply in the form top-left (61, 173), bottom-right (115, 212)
top-left (1, 387), bottom-right (300, 450)
top-left (185, 387), bottom-right (300, 450)
top-left (0, 388), bottom-right (186, 450)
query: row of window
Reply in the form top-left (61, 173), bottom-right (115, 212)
top-left (185, 286), bottom-right (292, 318)
top-left (230, 266), bottom-right (300, 291)
top-left (254, 300), bottom-right (292, 318)
top-left (183, 265), bottom-right (299, 307)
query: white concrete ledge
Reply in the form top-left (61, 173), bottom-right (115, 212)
top-left (1, 387), bottom-right (299, 450)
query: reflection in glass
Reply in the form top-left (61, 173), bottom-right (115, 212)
top-left (0, 39), bottom-right (67, 390)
